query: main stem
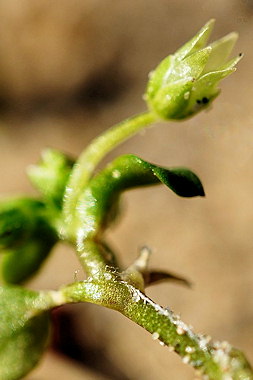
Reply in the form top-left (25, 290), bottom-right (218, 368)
top-left (57, 278), bottom-right (253, 380)
top-left (63, 111), bottom-right (157, 224)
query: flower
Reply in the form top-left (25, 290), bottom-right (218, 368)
top-left (145, 19), bottom-right (242, 120)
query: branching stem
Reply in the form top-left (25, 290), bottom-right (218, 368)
top-left (63, 111), bottom-right (157, 225)
top-left (58, 106), bottom-right (253, 379)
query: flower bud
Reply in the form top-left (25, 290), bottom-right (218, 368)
top-left (145, 19), bottom-right (242, 120)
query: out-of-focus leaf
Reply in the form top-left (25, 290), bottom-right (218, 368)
top-left (0, 285), bottom-right (50, 380)
top-left (1, 228), bottom-right (56, 284)
top-left (0, 197), bottom-right (57, 284)
top-left (27, 148), bottom-right (74, 208)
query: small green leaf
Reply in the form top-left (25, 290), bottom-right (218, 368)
top-left (74, 154), bottom-right (204, 243)
top-left (27, 148), bottom-right (74, 208)
top-left (0, 199), bottom-right (35, 250)
top-left (0, 285), bottom-right (50, 380)
top-left (151, 166), bottom-right (205, 197)
top-left (0, 198), bottom-right (57, 284)
top-left (1, 229), bottom-right (56, 284)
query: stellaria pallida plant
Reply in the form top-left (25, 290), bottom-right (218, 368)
top-left (0, 20), bottom-right (252, 380)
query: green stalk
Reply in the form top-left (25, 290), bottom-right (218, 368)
top-left (63, 111), bottom-right (157, 225)
top-left (57, 278), bottom-right (253, 380)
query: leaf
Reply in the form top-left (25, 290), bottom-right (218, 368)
top-left (1, 231), bottom-right (56, 284)
top-left (0, 198), bottom-right (35, 250)
top-left (27, 148), bottom-right (74, 208)
top-left (0, 285), bottom-right (50, 380)
top-left (143, 270), bottom-right (191, 288)
top-left (93, 154), bottom-right (205, 198)
top-left (151, 165), bottom-right (205, 197)
top-left (0, 198), bottom-right (58, 284)
top-left (75, 154), bottom-right (204, 240)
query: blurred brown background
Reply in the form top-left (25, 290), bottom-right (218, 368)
top-left (0, 0), bottom-right (252, 379)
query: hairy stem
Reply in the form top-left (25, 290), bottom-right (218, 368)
top-left (63, 111), bottom-right (157, 225)
top-left (58, 277), bottom-right (253, 380)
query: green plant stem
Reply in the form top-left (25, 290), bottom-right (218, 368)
top-left (56, 277), bottom-right (253, 380)
top-left (63, 111), bottom-right (157, 226)
top-left (57, 90), bottom-right (253, 379)
top-left (77, 241), bottom-right (113, 279)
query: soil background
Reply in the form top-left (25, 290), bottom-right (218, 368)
top-left (0, 1), bottom-right (252, 379)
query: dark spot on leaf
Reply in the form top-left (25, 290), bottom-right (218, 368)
top-left (202, 97), bottom-right (209, 104)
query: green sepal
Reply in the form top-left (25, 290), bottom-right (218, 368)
top-left (170, 47), bottom-right (212, 82)
top-left (175, 19), bottom-right (215, 61)
top-left (0, 198), bottom-right (58, 284)
top-left (203, 32), bottom-right (238, 74)
top-left (74, 154), bottom-right (204, 243)
top-left (27, 148), bottom-right (74, 208)
top-left (146, 55), bottom-right (174, 101)
top-left (150, 79), bottom-right (193, 120)
top-left (183, 68), bottom-right (235, 118)
top-left (0, 285), bottom-right (51, 380)
top-left (147, 46), bottom-right (212, 105)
